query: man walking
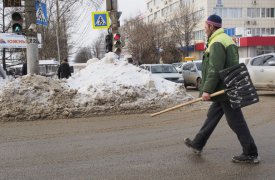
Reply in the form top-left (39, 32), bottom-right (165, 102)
top-left (184, 14), bottom-right (259, 164)
top-left (58, 58), bottom-right (71, 79)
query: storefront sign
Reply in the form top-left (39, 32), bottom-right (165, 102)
top-left (0, 33), bottom-right (42, 48)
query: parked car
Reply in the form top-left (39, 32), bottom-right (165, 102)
top-left (172, 62), bottom-right (182, 67)
top-left (140, 64), bottom-right (184, 84)
top-left (181, 60), bottom-right (202, 89)
top-left (246, 53), bottom-right (275, 91)
top-left (6, 59), bottom-right (60, 78)
top-left (172, 62), bottom-right (186, 73)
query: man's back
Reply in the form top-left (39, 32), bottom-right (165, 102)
top-left (58, 62), bottom-right (71, 79)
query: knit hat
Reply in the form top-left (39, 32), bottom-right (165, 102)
top-left (206, 14), bottom-right (222, 28)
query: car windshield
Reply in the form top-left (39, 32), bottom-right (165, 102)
top-left (151, 65), bottom-right (178, 73)
top-left (195, 62), bottom-right (202, 71)
top-left (172, 63), bottom-right (182, 67)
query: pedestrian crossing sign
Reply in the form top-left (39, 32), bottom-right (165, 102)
top-left (92, 11), bottom-right (110, 29)
top-left (36, 1), bottom-right (48, 27)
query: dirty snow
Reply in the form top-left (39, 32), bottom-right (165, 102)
top-left (0, 53), bottom-right (191, 121)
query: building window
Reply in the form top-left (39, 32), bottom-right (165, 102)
top-left (154, 0), bottom-right (161, 6)
top-left (214, 8), bottom-right (242, 18)
top-left (255, 28), bottom-right (261, 36)
top-left (170, 2), bottom-right (179, 12)
top-left (255, 8), bottom-right (260, 18)
top-left (147, 1), bottom-right (153, 10)
top-left (259, 8), bottom-right (275, 18)
top-left (266, 28), bottom-right (271, 35)
top-left (194, 30), bottom-right (204, 40)
top-left (261, 8), bottom-right (265, 18)
top-left (148, 14), bottom-right (154, 22)
top-left (154, 10), bottom-right (161, 19)
top-left (222, 8), bottom-right (228, 18)
top-left (247, 8), bottom-right (260, 18)
top-left (265, 8), bottom-right (275, 17)
top-left (162, 6), bottom-right (169, 17)
top-left (261, 28), bottom-right (266, 35)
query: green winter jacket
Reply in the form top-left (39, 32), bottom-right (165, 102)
top-left (200, 28), bottom-right (239, 102)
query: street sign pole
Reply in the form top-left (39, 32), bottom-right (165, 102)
top-left (2, 5), bottom-right (6, 71)
top-left (106, 0), bottom-right (121, 54)
top-left (55, 0), bottom-right (61, 63)
top-left (25, 0), bottom-right (39, 75)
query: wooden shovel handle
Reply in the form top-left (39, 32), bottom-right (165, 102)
top-left (150, 90), bottom-right (225, 117)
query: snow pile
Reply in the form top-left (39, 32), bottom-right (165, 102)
top-left (0, 53), bottom-right (190, 121)
top-left (0, 75), bottom-right (77, 121)
top-left (0, 77), bottom-right (6, 89)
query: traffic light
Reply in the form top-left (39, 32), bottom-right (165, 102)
top-left (113, 33), bottom-right (121, 47)
top-left (105, 34), bottom-right (113, 53)
top-left (11, 12), bottom-right (23, 34)
top-left (113, 33), bottom-right (122, 55)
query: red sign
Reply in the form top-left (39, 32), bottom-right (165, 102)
top-left (239, 36), bottom-right (275, 47)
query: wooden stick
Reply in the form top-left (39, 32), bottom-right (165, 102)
top-left (151, 90), bottom-right (225, 117)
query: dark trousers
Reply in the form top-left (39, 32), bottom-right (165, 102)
top-left (192, 100), bottom-right (258, 156)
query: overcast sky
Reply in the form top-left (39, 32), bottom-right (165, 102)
top-left (118, 0), bottom-right (147, 22)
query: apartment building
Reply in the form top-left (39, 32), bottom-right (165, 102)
top-left (144, 0), bottom-right (275, 58)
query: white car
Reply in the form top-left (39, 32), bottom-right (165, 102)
top-left (246, 53), bottom-right (275, 91)
top-left (140, 64), bottom-right (184, 84)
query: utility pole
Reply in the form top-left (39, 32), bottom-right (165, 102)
top-left (62, 15), bottom-right (68, 59)
top-left (2, 4), bottom-right (6, 71)
top-left (25, 0), bottom-right (39, 75)
top-left (108, 0), bottom-right (118, 35)
top-left (106, 0), bottom-right (122, 55)
top-left (56, 0), bottom-right (61, 63)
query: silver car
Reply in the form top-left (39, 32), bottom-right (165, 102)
top-left (140, 64), bottom-right (184, 84)
top-left (181, 60), bottom-right (202, 89)
top-left (246, 53), bottom-right (275, 91)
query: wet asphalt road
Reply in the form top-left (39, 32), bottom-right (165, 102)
top-left (0, 89), bottom-right (274, 180)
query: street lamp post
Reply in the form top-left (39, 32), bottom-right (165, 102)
top-left (56, 0), bottom-right (61, 63)
top-left (2, 4), bottom-right (6, 71)
top-left (25, 0), bottom-right (39, 75)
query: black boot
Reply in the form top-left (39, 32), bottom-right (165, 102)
top-left (184, 138), bottom-right (202, 155)
top-left (232, 154), bottom-right (260, 164)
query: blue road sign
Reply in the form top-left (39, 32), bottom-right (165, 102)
top-left (36, 1), bottom-right (48, 27)
top-left (92, 11), bottom-right (110, 29)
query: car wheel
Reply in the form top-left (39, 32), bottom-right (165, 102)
top-left (184, 81), bottom-right (188, 88)
top-left (196, 78), bottom-right (201, 90)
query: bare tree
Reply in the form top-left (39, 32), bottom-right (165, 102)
top-left (74, 47), bottom-right (92, 63)
top-left (122, 1), bottom-right (202, 65)
top-left (90, 32), bottom-right (105, 59)
top-left (122, 17), bottom-right (161, 65)
top-left (167, 2), bottom-right (203, 57)
top-left (38, 0), bottom-right (104, 60)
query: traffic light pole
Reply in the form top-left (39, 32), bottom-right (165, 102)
top-left (55, 0), bottom-right (61, 63)
top-left (2, 5), bottom-right (6, 71)
top-left (25, 0), bottom-right (39, 75)
top-left (106, 0), bottom-right (121, 55)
